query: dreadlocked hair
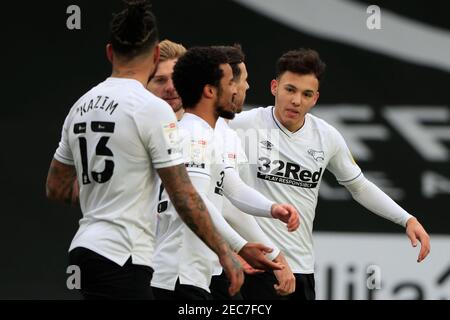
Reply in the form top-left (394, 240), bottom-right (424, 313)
top-left (110, 0), bottom-right (159, 59)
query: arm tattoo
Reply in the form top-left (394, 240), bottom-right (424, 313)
top-left (46, 159), bottom-right (79, 206)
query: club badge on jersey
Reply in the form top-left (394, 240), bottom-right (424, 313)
top-left (162, 121), bottom-right (182, 156)
top-left (187, 139), bottom-right (208, 169)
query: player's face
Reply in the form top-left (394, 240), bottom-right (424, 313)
top-left (232, 62), bottom-right (250, 113)
top-left (147, 58), bottom-right (183, 113)
top-left (216, 63), bottom-right (237, 120)
top-left (272, 71), bottom-right (319, 132)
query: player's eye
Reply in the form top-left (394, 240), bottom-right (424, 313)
top-left (286, 87), bottom-right (295, 93)
top-left (154, 77), bottom-right (167, 84)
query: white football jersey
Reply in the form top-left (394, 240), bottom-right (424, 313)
top-left (229, 106), bottom-right (362, 273)
top-left (152, 115), bottom-right (244, 292)
top-left (54, 77), bottom-right (183, 267)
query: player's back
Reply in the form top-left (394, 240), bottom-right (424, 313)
top-left (55, 77), bottom-right (182, 266)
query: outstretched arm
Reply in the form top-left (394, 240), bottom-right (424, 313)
top-left (405, 217), bottom-right (430, 263)
top-left (326, 127), bottom-right (430, 262)
top-left (345, 175), bottom-right (430, 262)
top-left (223, 168), bottom-right (300, 231)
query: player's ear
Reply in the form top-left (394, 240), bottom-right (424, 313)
top-left (270, 79), bottom-right (278, 97)
top-left (312, 91), bottom-right (320, 106)
top-left (106, 44), bottom-right (114, 63)
top-left (153, 44), bottom-right (160, 65)
top-left (203, 84), bottom-right (216, 99)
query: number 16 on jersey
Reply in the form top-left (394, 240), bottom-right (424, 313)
top-left (74, 121), bottom-right (116, 185)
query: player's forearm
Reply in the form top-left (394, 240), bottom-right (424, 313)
top-left (346, 176), bottom-right (413, 227)
top-left (199, 193), bottom-right (247, 252)
top-left (223, 169), bottom-right (274, 218)
top-left (46, 158), bottom-right (79, 206)
top-left (223, 198), bottom-right (280, 260)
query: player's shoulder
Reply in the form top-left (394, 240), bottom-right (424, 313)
top-left (307, 113), bottom-right (347, 152)
top-left (216, 117), bottom-right (240, 141)
top-left (307, 113), bottom-right (340, 136)
top-left (179, 113), bottom-right (208, 127)
top-left (100, 77), bottom-right (171, 113)
top-left (133, 86), bottom-right (170, 111)
top-left (133, 90), bottom-right (176, 123)
top-left (230, 106), bottom-right (271, 129)
top-left (239, 105), bottom-right (270, 119)
top-left (216, 117), bottom-right (236, 136)
top-left (179, 113), bottom-right (214, 141)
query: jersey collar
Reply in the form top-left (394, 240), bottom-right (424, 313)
top-left (105, 77), bottom-right (144, 88)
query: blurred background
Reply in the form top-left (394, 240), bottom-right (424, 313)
top-left (0, 0), bottom-right (448, 299)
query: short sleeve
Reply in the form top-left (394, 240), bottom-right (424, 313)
top-left (228, 108), bottom-right (259, 131)
top-left (133, 101), bottom-right (183, 169)
top-left (54, 113), bottom-right (74, 165)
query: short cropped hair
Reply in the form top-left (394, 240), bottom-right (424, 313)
top-left (276, 48), bottom-right (326, 82)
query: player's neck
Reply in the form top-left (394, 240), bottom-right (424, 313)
top-left (175, 108), bottom-right (185, 121)
top-left (287, 117), bottom-right (305, 132)
top-left (110, 67), bottom-right (151, 87)
top-left (110, 56), bottom-right (155, 87)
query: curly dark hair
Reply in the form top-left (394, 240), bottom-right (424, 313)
top-left (212, 44), bottom-right (245, 81)
top-left (172, 47), bottom-right (229, 109)
top-left (110, 0), bottom-right (158, 59)
top-left (276, 48), bottom-right (326, 82)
